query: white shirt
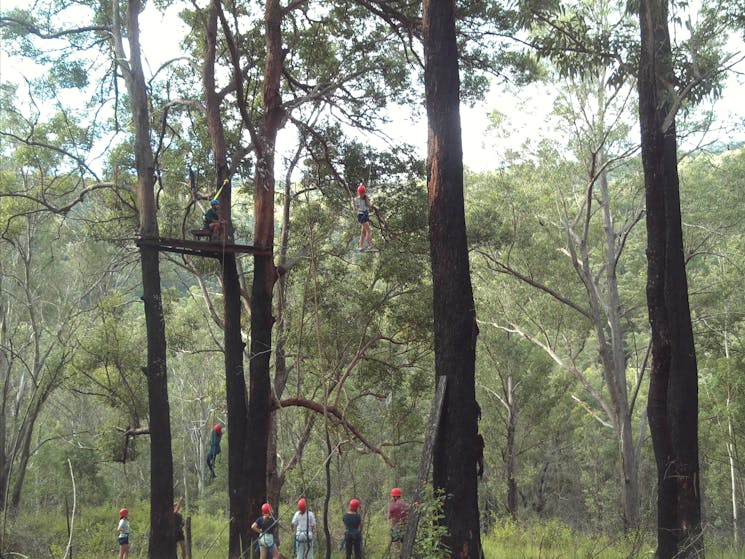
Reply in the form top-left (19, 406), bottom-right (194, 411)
top-left (291, 510), bottom-right (316, 533)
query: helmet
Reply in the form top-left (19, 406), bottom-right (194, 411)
top-left (349, 499), bottom-right (360, 511)
top-left (390, 487), bottom-right (402, 498)
top-left (119, 508), bottom-right (128, 518)
top-left (214, 424), bottom-right (222, 434)
top-left (261, 503), bottom-right (272, 515)
top-left (210, 199), bottom-right (220, 206)
top-left (297, 498), bottom-right (307, 512)
top-left (357, 184), bottom-right (366, 195)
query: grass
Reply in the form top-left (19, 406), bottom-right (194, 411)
top-left (480, 520), bottom-right (744, 559)
top-left (6, 505), bottom-right (744, 559)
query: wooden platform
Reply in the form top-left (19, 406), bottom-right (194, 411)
top-left (136, 236), bottom-right (272, 258)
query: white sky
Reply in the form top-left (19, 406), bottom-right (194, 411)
top-left (2, 1), bottom-right (744, 175)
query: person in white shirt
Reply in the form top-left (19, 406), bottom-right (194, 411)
top-left (291, 498), bottom-right (317, 559)
top-left (117, 508), bottom-right (130, 559)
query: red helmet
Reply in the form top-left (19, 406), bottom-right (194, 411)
top-left (119, 508), bottom-right (128, 518)
top-left (390, 487), bottom-right (402, 498)
top-left (261, 503), bottom-right (272, 515)
top-left (349, 498), bottom-right (360, 511)
top-left (357, 184), bottom-right (366, 195)
top-left (298, 498), bottom-right (307, 512)
top-left (214, 424), bottom-right (222, 434)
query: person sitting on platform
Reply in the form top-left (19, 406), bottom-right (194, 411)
top-left (203, 199), bottom-right (227, 242)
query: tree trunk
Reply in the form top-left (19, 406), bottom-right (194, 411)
top-left (638, 1), bottom-right (703, 556)
top-left (121, 1), bottom-right (175, 556)
top-left (245, 0), bottom-right (284, 543)
top-left (506, 376), bottom-right (518, 521)
top-left (597, 159), bottom-right (640, 530)
top-left (224, 250), bottom-right (253, 558)
top-left (423, 1), bottom-right (481, 557)
top-left (201, 3), bottom-right (253, 555)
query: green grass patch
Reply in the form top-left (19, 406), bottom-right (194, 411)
top-left (481, 520), bottom-right (744, 559)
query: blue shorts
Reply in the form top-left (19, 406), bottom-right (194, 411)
top-left (118, 535), bottom-right (129, 545)
top-left (357, 211), bottom-right (369, 224)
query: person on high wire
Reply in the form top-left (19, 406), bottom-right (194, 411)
top-left (352, 184), bottom-right (373, 252)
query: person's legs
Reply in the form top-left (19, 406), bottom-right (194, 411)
top-left (362, 222), bottom-right (372, 248)
top-left (207, 453), bottom-right (216, 478)
top-left (177, 539), bottom-right (186, 559)
top-left (345, 537), bottom-right (352, 559)
top-left (297, 540), bottom-right (309, 559)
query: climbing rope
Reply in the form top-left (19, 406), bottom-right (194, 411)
top-left (196, 439), bottom-right (345, 559)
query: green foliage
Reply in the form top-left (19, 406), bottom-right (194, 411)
top-left (484, 519), bottom-right (653, 558)
top-left (411, 486), bottom-right (450, 559)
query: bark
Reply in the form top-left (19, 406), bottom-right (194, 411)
top-left (202, 2), bottom-right (252, 555)
top-left (638, 0), bottom-right (703, 556)
top-left (506, 376), bottom-right (517, 521)
top-left (267, 154), bottom-right (298, 508)
top-left (119, 1), bottom-right (175, 556)
top-left (245, 0), bottom-right (285, 546)
top-left (423, 1), bottom-right (480, 557)
top-left (594, 155), bottom-right (640, 530)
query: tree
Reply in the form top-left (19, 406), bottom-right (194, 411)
top-left (423, 1), bottom-right (481, 557)
top-left (638, 0), bottom-right (703, 556)
top-left (112, 1), bottom-right (176, 556)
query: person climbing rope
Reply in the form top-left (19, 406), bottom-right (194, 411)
top-left (388, 487), bottom-right (409, 552)
top-left (206, 423), bottom-right (223, 479)
top-left (251, 503), bottom-right (280, 559)
top-left (291, 498), bottom-right (316, 559)
top-left (203, 199), bottom-right (226, 242)
top-left (352, 184), bottom-right (373, 252)
top-left (342, 498), bottom-right (363, 559)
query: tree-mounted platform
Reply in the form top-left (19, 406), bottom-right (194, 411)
top-left (136, 236), bottom-right (272, 258)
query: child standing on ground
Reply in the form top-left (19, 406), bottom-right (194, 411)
top-left (117, 508), bottom-right (130, 559)
top-left (342, 499), bottom-right (363, 559)
top-left (251, 503), bottom-right (280, 559)
top-left (352, 184), bottom-right (373, 251)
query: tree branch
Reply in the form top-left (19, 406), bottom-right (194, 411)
top-left (274, 397), bottom-right (394, 466)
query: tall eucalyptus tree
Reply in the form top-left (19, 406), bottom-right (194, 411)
top-left (638, 0), bottom-right (703, 555)
top-left (423, 0), bottom-right (481, 556)
top-left (0, 0), bottom-right (177, 554)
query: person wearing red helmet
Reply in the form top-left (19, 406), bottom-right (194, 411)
top-left (207, 423), bottom-right (223, 479)
top-left (291, 497), bottom-right (317, 558)
top-left (117, 507), bottom-right (130, 559)
top-left (252, 503), bottom-right (280, 559)
top-left (388, 487), bottom-right (409, 551)
top-left (342, 498), bottom-right (363, 559)
top-left (352, 183), bottom-right (374, 252)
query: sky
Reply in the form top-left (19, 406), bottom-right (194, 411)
top-left (1, 1), bottom-right (744, 176)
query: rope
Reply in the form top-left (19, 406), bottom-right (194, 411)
top-left (196, 441), bottom-right (341, 558)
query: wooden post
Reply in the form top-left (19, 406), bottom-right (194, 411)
top-left (186, 516), bottom-right (192, 559)
top-left (400, 376), bottom-right (447, 558)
